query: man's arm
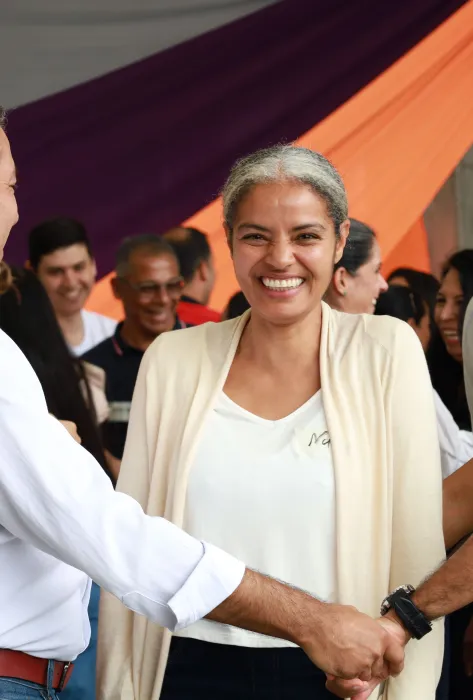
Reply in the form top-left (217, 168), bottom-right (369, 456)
top-left (210, 569), bottom-right (404, 681)
top-left (411, 534), bottom-right (473, 619)
top-left (444, 457), bottom-right (473, 550)
top-left (0, 338), bottom-right (400, 682)
top-left (1, 408), bottom-right (400, 681)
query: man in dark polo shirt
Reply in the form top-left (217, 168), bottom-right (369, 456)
top-left (82, 235), bottom-right (187, 475)
top-left (163, 226), bottom-right (221, 325)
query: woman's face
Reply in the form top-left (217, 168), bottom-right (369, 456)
top-left (229, 182), bottom-right (348, 325)
top-left (340, 240), bottom-right (388, 314)
top-left (435, 267), bottom-right (464, 363)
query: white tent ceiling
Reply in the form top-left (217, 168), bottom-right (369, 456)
top-left (0, 0), bottom-right (279, 108)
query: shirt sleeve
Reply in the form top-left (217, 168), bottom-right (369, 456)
top-left (434, 388), bottom-right (473, 479)
top-left (0, 338), bottom-right (244, 631)
top-left (463, 298), bottom-right (473, 425)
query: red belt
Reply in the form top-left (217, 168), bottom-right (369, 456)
top-left (0, 650), bottom-right (74, 691)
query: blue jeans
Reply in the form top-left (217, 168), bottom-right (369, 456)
top-left (60, 582), bottom-right (100, 700)
top-left (0, 662), bottom-right (59, 700)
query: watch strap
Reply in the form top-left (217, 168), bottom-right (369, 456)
top-left (381, 586), bottom-right (432, 640)
top-left (391, 594), bottom-right (432, 639)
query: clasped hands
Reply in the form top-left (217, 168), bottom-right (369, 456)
top-left (325, 614), bottom-right (410, 699)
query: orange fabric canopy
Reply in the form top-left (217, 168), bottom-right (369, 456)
top-left (87, 1), bottom-right (473, 318)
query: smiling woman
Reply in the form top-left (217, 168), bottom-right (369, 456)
top-left (324, 218), bottom-right (388, 314)
top-left (98, 145), bottom-right (445, 700)
top-left (429, 249), bottom-right (473, 431)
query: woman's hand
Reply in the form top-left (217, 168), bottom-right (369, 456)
top-left (325, 616), bottom-right (409, 698)
top-left (58, 420), bottom-right (81, 444)
top-left (463, 615), bottom-right (473, 677)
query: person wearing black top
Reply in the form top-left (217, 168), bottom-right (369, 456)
top-left (82, 234), bottom-right (188, 472)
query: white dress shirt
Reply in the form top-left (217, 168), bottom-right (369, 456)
top-left (463, 298), bottom-right (473, 424)
top-left (434, 388), bottom-right (473, 479)
top-left (176, 390), bottom-right (335, 648)
top-left (0, 329), bottom-right (244, 661)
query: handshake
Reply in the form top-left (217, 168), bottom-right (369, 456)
top-left (298, 603), bottom-right (410, 699)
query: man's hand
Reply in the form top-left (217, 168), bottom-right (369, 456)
top-left (325, 615), bottom-right (409, 698)
top-left (299, 605), bottom-right (404, 681)
top-left (209, 571), bottom-right (404, 681)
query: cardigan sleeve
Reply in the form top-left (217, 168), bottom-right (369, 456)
top-left (97, 338), bottom-right (244, 699)
top-left (97, 347), bottom-right (155, 700)
top-left (384, 322), bottom-right (445, 698)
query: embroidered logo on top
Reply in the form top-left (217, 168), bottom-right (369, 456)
top-left (293, 425), bottom-right (332, 461)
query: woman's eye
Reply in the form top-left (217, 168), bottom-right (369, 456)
top-left (242, 233), bottom-right (265, 241)
top-left (297, 233), bottom-right (319, 241)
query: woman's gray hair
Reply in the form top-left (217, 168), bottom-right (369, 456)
top-left (222, 144), bottom-right (348, 241)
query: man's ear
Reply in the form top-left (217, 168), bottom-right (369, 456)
top-left (111, 276), bottom-right (122, 301)
top-left (90, 257), bottom-right (98, 281)
top-left (197, 259), bottom-right (210, 282)
top-left (332, 267), bottom-right (349, 297)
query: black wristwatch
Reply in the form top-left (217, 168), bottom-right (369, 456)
top-left (380, 585), bottom-right (432, 640)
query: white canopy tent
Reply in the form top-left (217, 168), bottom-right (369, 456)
top-left (0, 0), bottom-right (278, 108)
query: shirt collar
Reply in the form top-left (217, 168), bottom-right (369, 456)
top-left (112, 318), bottom-right (185, 356)
top-left (180, 295), bottom-right (202, 306)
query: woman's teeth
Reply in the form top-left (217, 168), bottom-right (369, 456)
top-left (261, 277), bottom-right (304, 290)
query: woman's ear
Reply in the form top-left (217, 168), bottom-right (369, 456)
top-left (334, 219), bottom-right (350, 264)
top-left (224, 224), bottom-right (233, 258)
top-left (332, 267), bottom-right (349, 297)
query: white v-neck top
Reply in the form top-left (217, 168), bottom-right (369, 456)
top-left (177, 389), bottom-right (336, 647)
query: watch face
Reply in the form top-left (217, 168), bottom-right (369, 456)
top-left (380, 585), bottom-right (415, 616)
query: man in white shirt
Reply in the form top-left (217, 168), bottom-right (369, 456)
top-left (27, 216), bottom-right (116, 356)
top-left (0, 109), bottom-right (404, 699)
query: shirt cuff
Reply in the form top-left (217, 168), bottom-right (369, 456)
top-left (168, 541), bottom-right (245, 631)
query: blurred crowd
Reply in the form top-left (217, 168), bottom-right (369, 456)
top-left (1, 187), bottom-right (472, 698)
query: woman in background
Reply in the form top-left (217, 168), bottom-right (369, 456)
top-left (0, 266), bottom-right (109, 700)
top-left (0, 267), bottom-right (109, 472)
top-left (375, 284), bottom-right (473, 480)
top-left (388, 267), bottom-right (440, 338)
top-left (429, 250), bottom-right (473, 432)
top-left (430, 250), bottom-right (473, 700)
top-left (323, 218), bottom-right (388, 313)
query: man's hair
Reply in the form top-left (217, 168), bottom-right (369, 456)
top-left (28, 217), bottom-right (92, 270)
top-left (164, 227), bottom-right (211, 283)
top-left (115, 234), bottom-right (178, 278)
top-left (0, 106), bottom-right (7, 130)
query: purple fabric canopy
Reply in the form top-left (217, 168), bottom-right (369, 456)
top-left (6, 0), bottom-right (467, 275)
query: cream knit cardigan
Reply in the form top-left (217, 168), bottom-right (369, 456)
top-left (97, 303), bottom-right (445, 700)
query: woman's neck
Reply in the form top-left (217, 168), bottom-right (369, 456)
top-left (239, 305), bottom-right (323, 371)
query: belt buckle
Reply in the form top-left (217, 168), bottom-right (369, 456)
top-left (57, 662), bottom-right (71, 692)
